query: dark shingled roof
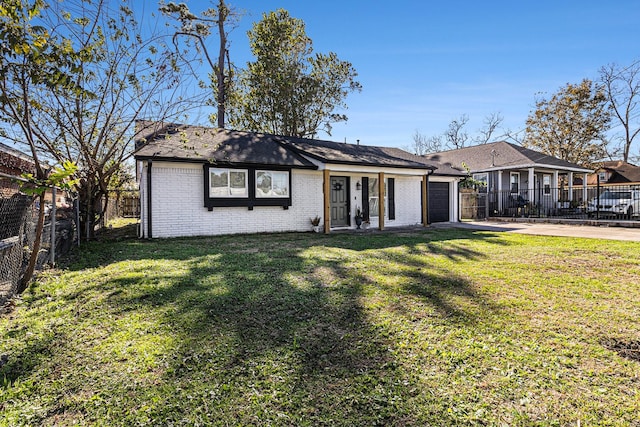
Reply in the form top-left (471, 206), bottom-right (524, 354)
top-left (134, 123), bottom-right (316, 169)
top-left (424, 141), bottom-right (592, 173)
top-left (278, 136), bottom-right (464, 175)
top-left (134, 122), bottom-right (464, 175)
top-left (591, 161), bottom-right (640, 184)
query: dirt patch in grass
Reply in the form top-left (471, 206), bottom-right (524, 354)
top-left (603, 338), bottom-right (640, 362)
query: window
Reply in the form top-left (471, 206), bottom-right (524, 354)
top-left (209, 168), bottom-right (248, 197)
top-left (367, 178), bottom-right (390, 218)
top-left (510, 173), bottom-right (520, 194)
top-left (256, 170), bottom-right (289, 198)
top-left (598, 171), bottom-right (607, 183)
top-left (543, 175), bottom-right (551, 195)
top-left (473, 173), bottom-right (488, 193)
top-left (204, 165), bottom-right (292, 210)
top-left (368, 178), bottom-right (379, 217)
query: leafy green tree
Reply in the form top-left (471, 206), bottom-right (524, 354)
top-left (524, 79), bottom-right (611, 166)
top-left (230, 9), bottom-right (361, 138)
top-left (0, 0), bottom-right (82, 288)
top-left (1, 0), bottom-right (185, 240)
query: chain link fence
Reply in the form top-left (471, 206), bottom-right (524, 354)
top-left (1, 172), bottom-right (78, 308)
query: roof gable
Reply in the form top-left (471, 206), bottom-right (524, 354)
top-left (278, 136), bottom-right (444, 170)
top-left (134, 122), bottom-right (464, 175)
top-left (424, 141), bottom-right (592, 173)
top-left (597, 160), bottom-right (640, 183)
top-left (134, 123), bottom-right (316, 169)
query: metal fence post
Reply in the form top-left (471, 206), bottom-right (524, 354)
top-left (75, 196), bottom-right (80, 246)
top-left (596, 175), bottom-right (600, 220)
top-left (49, 186), bottom-right (56, 266)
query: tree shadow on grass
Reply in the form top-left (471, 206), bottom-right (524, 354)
top-left (4, 228), bottom-right (506, 425)
top-left (102, 231), bottom-right (500, 423)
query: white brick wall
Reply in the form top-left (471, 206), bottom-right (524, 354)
top-left (393, 176), bottom-right (423, 226)
top-left (142, 162), bottom-right (324, 238)
top-left (345, 174), bottom-right (424, 228)
top-left (139, 161), bottom-right (457, 238)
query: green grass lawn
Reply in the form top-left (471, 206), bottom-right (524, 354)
top-left (1, 225), bottom-right (639, 426)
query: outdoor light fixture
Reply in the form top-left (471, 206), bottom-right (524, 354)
top-left (356, 181), bottom-right (361, 190)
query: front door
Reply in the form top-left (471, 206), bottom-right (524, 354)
top-left (330, 176), bottom-right (349, 227)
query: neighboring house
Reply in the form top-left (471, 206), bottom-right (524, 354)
top-left (587, 161), bottom-right (640, 187)
top-left (424, 141), bottom-right (593, 217)
top-left (0, 142), bottom-right (68, 209)
top-left (0, 141), bottom-right (36, 176)
top-left (0, 142), bottom-right (36, 197)
top-left (134, 122), bottom-right (465, 238)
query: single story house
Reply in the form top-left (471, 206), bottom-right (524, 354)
top-left (424, 141), bottom-right (593, 216)
top-left (134, 122), bottom-right (465, 238)
top-left (586, 160), bottom-right (640, 187)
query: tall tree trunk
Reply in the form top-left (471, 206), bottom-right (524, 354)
top-left (216, 0), bottom-right (228, 129)
top-left (78, 180), bottom-right (98, 241)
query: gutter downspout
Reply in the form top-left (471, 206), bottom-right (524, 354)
top-left (147, 160), bottom-right (152, 238)
top-left (427, 170), bottom-right (433, 225)
top-left (422, 170), bottom-right (432, 226)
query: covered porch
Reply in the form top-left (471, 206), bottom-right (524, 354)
top-left (483, 168), bottom-right (591, 217)
top-left (319, 165), bottom-right (457, 233)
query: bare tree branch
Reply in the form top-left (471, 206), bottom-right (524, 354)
top-left (444, 114), bottom-right (469, 149)
top-left (600, 59), bottom-right (640, 162)
top-left (475, 112), bottom-right (504, 144)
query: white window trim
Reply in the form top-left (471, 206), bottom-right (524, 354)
top-left (209, 168), bottom-right (248, 198)
top-left (510, 172), bottom-right (520, 194)
top-left (598, 171), bottom-right (607, 182)
top-left (367, 178), bottom-right (388, 219)
top-left (543, 174), bottom-right (551, 195)
top-left (255, 170), bottom-right (290, 198)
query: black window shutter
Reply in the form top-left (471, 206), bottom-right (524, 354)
top-left (362, 177), bottom-right (369, 219)
top-left (388, 178), bottom-right (395, 220)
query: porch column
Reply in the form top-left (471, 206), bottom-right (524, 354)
top-left (422, 173), bottom-right (429, 226)
top-left (378, 172), bottom-right (385, 230)
top-left (583, 173), bottom-right (588, 205)
top-left (497, 170), bottom-right (503, 213)
top-left (568, 172), bottom-right (574, 202)
top-left (323, 169), bottom-right (331, 234)
top-left (528, 168), bottom-right (535, 205)
top-left (553, 170), bottom-right (559, 205)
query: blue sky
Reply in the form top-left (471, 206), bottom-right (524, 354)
top-left (150, 0), bottom-right (640, 153)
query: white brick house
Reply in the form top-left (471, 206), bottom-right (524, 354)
top-left (134, 123), bottom-right (464, 238)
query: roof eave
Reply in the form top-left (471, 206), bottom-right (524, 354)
top-left (324, 159), bottom-right (437, 170)
top-left (476, 163), bottom-right (592, 173)
top-left (133, 154), bottom-right (318, 170)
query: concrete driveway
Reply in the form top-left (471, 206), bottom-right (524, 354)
top-left (440, 220), bottom-right (640, 242)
